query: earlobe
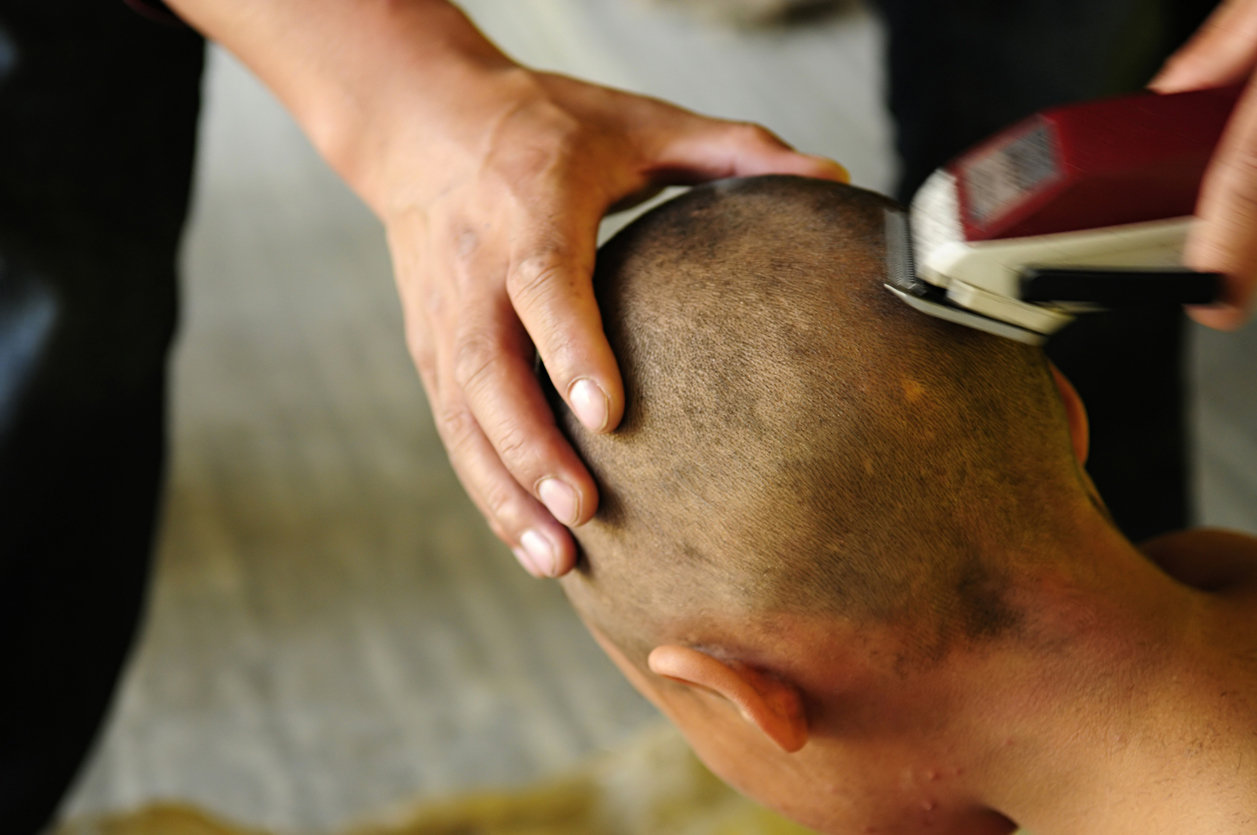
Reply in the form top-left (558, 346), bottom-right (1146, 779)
top-left (648, 645), bottom-right (808, 753)
top-left (1049, 363), bottom-right (1089, 464)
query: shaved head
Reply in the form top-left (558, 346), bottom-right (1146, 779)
top-left (553, 176), bottom-right (1083, 667)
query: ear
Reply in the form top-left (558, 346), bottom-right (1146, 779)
top-left (647, 645), bottom-right (808, 753)
top-left (1049, 363), bottom-right (1089, 465)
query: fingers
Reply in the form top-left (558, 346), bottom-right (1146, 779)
top-left (424, 202), bottom-right (618, 579)
top-left (504, 196), bottom-right (623, 429)
top-left (392, 216), bottom-right (586, 578)
top-left (1151, 0), bottom-right (1257, 328)
top-left (435, 373), bottom-right (580, 577)
top-left (451, 289), bottom-right (602, 525)
top-left (1151, 0), bottom-right (1257, 92)
top-left (1185, 73), bottom-right (1257, 330)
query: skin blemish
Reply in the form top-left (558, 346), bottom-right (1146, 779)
top-left (901, 377), bottom-right (927, 404)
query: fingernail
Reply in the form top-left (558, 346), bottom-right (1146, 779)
top-left (570, 378), bottom-right (610, 432)
top-left (513, 546), bottom-right (543, 577)
top-left (520, 529), bottom-right (558, 577)
top-left (809, 155), bottom-right (849, 183)
top-left (538, 477), bottom-right (580, 526)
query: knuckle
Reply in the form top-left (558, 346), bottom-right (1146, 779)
top-left (422, 285), bottom-right (445, 320)
top-left (506, 250), bottom-right (569, 303)
top-left (491, 421), bottom-right (536, 473)
top-left (730, 121), bottom-right (783, 148)
top-left (435, 401), bottom-right (480, 454)
top-left (1223, 139), bottom-right (1257, 172)
top-left (451, 330), bottom-right (503, 392)
top-left (1220, 150), bottom-right (1257, 205)
top-left (481, 482), bottom-right (523, 528)
top-left (405, 327), bottom-right (434, 373)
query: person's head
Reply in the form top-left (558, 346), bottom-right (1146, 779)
top-left (550, 176), bottom-right (1132, 834)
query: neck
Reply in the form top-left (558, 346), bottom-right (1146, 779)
top-left (963, 523), bottom-right (1257, 834)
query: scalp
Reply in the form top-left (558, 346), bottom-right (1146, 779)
top-left (552, 176), bottom-right (1080, 665)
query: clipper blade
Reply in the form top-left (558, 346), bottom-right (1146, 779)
top-left (881, 206), bottom-right (1047, 345)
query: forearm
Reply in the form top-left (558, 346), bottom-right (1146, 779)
top-left (163, 0), bottom-right (516, 205)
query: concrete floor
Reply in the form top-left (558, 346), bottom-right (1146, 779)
top-left (57, 1), bottom-right (1255, 832)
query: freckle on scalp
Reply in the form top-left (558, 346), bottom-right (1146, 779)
top-left (901, 377), bottom-right (926, 404)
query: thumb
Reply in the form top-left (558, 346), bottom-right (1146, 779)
top-left (648, 114), bottom-right (849, 184)
top-left (1151, 0), bottom-right (1257, 92)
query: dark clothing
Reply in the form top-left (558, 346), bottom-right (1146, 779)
top-left (0, 0), bottom-right (1218, 831)
top-left (0, 3), bottom-right (203, 832)
top-left (876, 0), bottom-right (1218, 541)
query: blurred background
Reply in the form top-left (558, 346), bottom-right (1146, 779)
top-left (55, 1), bottom-right (1255, 832)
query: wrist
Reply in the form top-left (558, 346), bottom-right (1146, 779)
top-left (318, 38), bottom-right (527, 213)
top-left (163, 0), bottom-right (519, 207)
top-left (339, 61), bottom-right (556, 221)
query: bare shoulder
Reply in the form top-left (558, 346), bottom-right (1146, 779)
top-left (1140, 528), bottom-right (1257, 592)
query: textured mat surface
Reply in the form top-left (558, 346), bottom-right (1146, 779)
top-left (58, 725), bottom-right (812, 835)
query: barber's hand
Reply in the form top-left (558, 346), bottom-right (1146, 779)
top-left (356, 68), bottom-right (847, 577)
top-left (166, 0), bottom-right (845, 577)
top-left (1152, 0), bottom-right (1257, 330)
